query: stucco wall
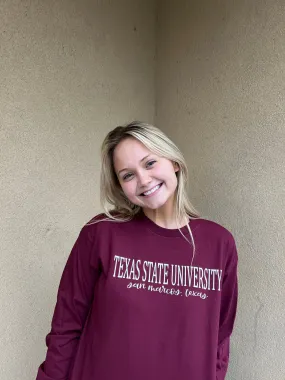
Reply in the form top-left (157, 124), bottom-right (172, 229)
top-left (0, 1), bottom-right (155, 379)
top-left (2, 1), bottom-right (285, 379)
top-left (156, 1), bottom-right (285, 379)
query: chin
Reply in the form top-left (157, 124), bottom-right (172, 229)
top-left (143, 198), bottom-right (170, 210)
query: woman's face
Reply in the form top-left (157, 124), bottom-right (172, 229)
top-left (113, 137), bottom-right (179, 212)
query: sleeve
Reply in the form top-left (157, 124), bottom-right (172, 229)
top-left (36, 225), bottom-right (100, 380)
top-left (216, 235), bottom-right (238, 380)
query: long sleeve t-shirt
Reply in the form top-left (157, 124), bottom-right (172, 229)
top-left (36, 211), bottom-right (238, 380)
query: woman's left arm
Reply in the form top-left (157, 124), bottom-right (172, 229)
top-left (216, 236), bottom-right (239, 380)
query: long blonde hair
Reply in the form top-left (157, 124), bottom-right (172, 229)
top-left (87, 121), bottom-right (201, 264)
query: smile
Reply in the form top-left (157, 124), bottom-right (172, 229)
top-left (140, 183), bottom-right (163, 197)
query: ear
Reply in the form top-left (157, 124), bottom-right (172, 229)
top-left (173, 161), bottom-right (180, 172)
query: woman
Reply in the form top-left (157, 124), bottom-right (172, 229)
top-left (36, 121), bottom-right (238, 380)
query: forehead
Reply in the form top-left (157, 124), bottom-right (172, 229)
top-left (113, 138), bottom-right (152, 168)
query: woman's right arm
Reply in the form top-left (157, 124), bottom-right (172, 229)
top-left (36, 225), bottom-right (100, 380)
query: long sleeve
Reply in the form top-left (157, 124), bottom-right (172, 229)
top-left (36, 225), bottom-right (100, 380)
top-left (216, 236), bottom-right (238, 380)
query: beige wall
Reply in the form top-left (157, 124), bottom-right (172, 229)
top-left (0, 1), bottom-right (155, 378)
top-left (156, 0), bottom-right (285, 379)
top-left (2, 1), bottom-right (285, 379)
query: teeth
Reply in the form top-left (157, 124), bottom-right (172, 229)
top-left (143, 184), bottom-right (161, 196)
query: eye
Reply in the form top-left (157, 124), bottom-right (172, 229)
top-left (123, 173), bottom-right (133, 181)
top-left (146, 160), bottom-right (156, 168)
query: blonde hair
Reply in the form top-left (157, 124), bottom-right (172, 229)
top-left (87, 121), bottom-right (201, 265)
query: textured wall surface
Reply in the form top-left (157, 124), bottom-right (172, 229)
top-left (0, 1), bottom-right (155, 379)
top-left (156, 1), bottom-right (285, 379)
top-left (2, 0), bottom-right (285, 379)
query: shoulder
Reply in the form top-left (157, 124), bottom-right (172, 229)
top-left (81, 212), bottom-right (137, 237)
top-left (191, 217), bottom-right (236, 246)
top-left (192, 217), bottom-right (238, 264)
top-left (85, 212), bottom-right (110, 225)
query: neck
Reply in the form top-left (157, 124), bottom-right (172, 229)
top-left (142, 199), bottom-right (188, 229)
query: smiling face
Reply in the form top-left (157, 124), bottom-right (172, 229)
top-left (113, 137), bottom-right (179, 213)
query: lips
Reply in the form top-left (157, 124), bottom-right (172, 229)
top-left (140, 183), bottom-right (163, 196)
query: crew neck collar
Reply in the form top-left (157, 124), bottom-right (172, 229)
top-left (136, 209), bottom-right (192, 238)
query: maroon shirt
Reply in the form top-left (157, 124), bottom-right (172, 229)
top-left (36, 211), bottom-right (238, 380)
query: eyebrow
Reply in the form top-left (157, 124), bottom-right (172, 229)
top-left (118, 154), bottom-right (151, 175)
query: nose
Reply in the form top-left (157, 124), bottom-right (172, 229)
top-left (137, 169), bottom-right (151, 187)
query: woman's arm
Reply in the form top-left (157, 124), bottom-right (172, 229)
top-left (36, 225), bottom-right (100, 380)
top-left (216, 236), bottom-right (238, 380)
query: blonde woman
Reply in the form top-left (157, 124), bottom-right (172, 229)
top-left (36, 121), bottom-right (238, 380)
